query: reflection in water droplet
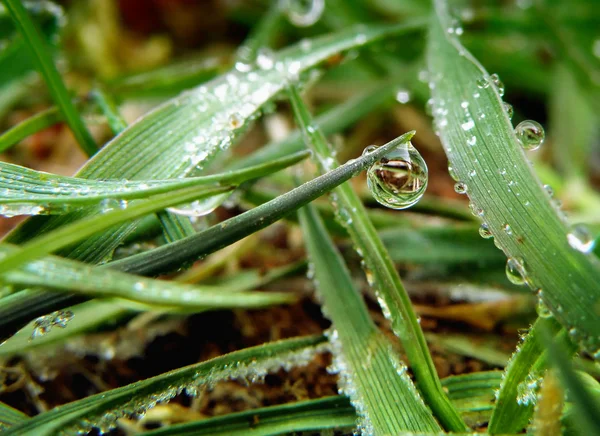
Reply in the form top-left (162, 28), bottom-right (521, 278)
top-left (479, 223), bottom-right (493, 239)
top-left (167, 192), bottom-right (231, 217)
top-left (454, 182), bottom-right (467, 194)
top-left (515, 120), bottom-right (544, 150)
top-left (280, 0), bottom-right (324, 27)
top-left (543, 184), bottom-right (554, 197)
top-left (476, 77), bottom-right (489, 89)
top-left (503, 223), bottom-right (512, 235)
top-left (364, 141), bottom-right (428, 210)
top-left (503, 102), bottom-right (514, 119)
top-left (506, 257), bottom-right (527, 285)
top-left (490, 73), bottom-right (505, 96)
top-left (536, 300), bottom-right (552, 318)
top-left (567, 224), bottom-right (595, 253)
top-left (31, 310), bottom-right (74, 340)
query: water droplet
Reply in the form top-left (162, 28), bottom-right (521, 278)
top-left (461, 119), bottom-right (475, 131)
top-left (476, 77), bottom-right (490, 89)
top-left (506, 257), bottom-right (526, 285)
top-left (543, 184), bottom-right (554, 197)
top-left (31, 310), bottom-right (74, 340)
top-left (256, 48), bottom-right (275, 70)
top-left (503, 102), bottom-right (514, 119)
top-left (365, 141), bottom-right (428, 210)
top-left (503, 223), bottom-right (513, 235)
top-left (479, 223), bottom-right (493, 239)
top-left (536, 300), bottom-right (552, 318)
top-left (468, 170), bottom-right (476, 178)
top-left (167, 192), bottom-right (231, 217)
top-left (228, 112), bottom-right (243, 129)
top-left (514, 122), bottom-right (546, 154)
top-left (395, 89), bottom-right (410, 104)
top-left (490, 73), bottom-right (505, 96)
top-left (469, 202), bottom-right (484, 217)
top-left (448, 165), bottom-right (459, 181)
top-left (454, 182), bottom-right (467, 194)
top-left (567, 224), bottom-right (595, 253)
top-left (280, 0), bottom-right (324, 27)
top-left (467, 136), bottom-right (477, 146)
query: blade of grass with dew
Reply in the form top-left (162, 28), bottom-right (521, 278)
top-left (143, 396), bottom-right (355, 436)
top-left (5, 20), bottom-right (425, 261)
top-left (2, 335), bottom-right (327, 436)
top-left (539, 321), bottom-right (600, 436)
top-left (298, 201), bottom-right (441, 434)
top-left (488, 317), bottom-right (574, 434)
top-left (0, 262), bottom-right (301, 356)
top-left (0, 106), bottom-right (62, 153)
top-left (427, 0), bottom-right (600, 355)
top-left (233, 0), bottom-right (281, 67)
top-left (0, 151), bottom-right (308, 215)
top-left (0, 137), bottom-right (404, 340)
top-left (287, 85), bottom-right (466, 431)
top-left (0, 242), bottom-right (294, 312)
top-left (1, 0), bottom-right (97, 156)
top-left (0, 401), bottom-right (28, 429)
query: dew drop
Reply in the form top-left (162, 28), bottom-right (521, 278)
top-left (490, 73), bottom-right (505, 96)
top-left (256, 48), bottom-right (275, 70)
top-left (515, 120), bottom-right (544, 150)
top-left (476, 77), bottom-right (489, 88)
top-left (469, 202), bottom-right (483, 217)
top-left (31, 310), bottom-right (74, 340)
top-left (567, 224), bottom-right (595, 253)
top-left (503, 102), bottom-right (514, 119)
top-left (536, 300), bottom-right (552, 318)
top-left (280, 0), bottom-right (324, 27)
top-left (468, 170), bottom-right (476, 178)
top-left (167, 192), bottom-right (231, 217)
top-left (448, 165), bottom-right (459, 181)
top-left (364, 141), bottom-right (428, 210)
top-left (479, 223), bottom-right (493, 239)
top-left (395, 89), bottom-right (411, 104)
top-left (228, 112), bottom-right (243, 129)
top-left (503, 223), bottom-right (512, 235)
top-left (543, 184), bottom-right (554, 197)
top-left (506, 257), bottom-right (527, 285)
top-left (454, 182), bottom-right (467, 194)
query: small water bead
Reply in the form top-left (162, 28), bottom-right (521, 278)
top-left (31, 310), bottom-right (74, 340)
top-left (506, 257), bottom-right (527, 285)
top-left (476, 77), bottom-right (490, 89)
top-left (256, 48), bottom-right (275, 70)
top-left (567, 224), bottom-right (595, 253)
top-left (280, 0), bottom-right (324, 27)
top-left (469, 202), bottom-right (484, 217)
top-left (395, 89), bottom-right (411, 104)
top-left (364, 142), bottom-right (428, 210)
top-left (479, 223), bottom-right (493, 239)
top-left (543, 184), bottom-right (554, 197)
top-left (454, 182), bottom-right (467, 194)
top-left (467, 136), bottom-right (477, 146)
top-left (515, 120), bottom-right (545, 150)
top-left (503, 102), bottom-right (514, 119)
top-left (490, 73), bottom-right (505, 96)
top-left (468, 170), bottom-right (477, 178)
top-left (536, 300), bottom-right (552, 318)
top-left (503, 223), bottom-right (512, 235)
top-left (228, 112), bottom-right (243, 129)
top-left (448, 166), bottom-right (459, 181)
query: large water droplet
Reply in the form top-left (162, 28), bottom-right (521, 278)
top-left (515, 120), bottom-right (544, 150)
top-left (167, 192), bottom-right (231, 217)
top-left (280, 0), bottom-right (324, 27)
top-left (506, 257), bottom-right (527, 285)
top-left (479, 223), bottom-right (493, 239)
top-left (365, 141), bottom-right (428, 210)
top-left (31, 310), bottom-right (74, 340)
top-left (567, 224), bottom-right (595, 253)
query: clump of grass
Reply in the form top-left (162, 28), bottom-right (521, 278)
top-left (0, 0), bottom-right (599, 435)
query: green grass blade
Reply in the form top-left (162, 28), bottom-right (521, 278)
top-left (2, 335), bottom-right (327, 436)
top-left (234, 2), bottom-right (282, 65)
top-left (90, 87), bottom-right (127, 135)
top-left (299, 202), bottom-right (441, 433)
top-left (144, 396), bottom-right (355, 436)
top-left (427, 0), bottom-right (600, 355)
top-left (1, 0), bottom-right (97, 156)
top-left (0, 138), bottom-right (403, 340)
top-left (0, 242), bottom-right (294, 310)
top-left (540, 322), bottom-right (600, 436)
top-left (0, 150), bottom-right (308, 214)
top-left (488, 317), bottom-right (574, 434)
top-left (0, 401), bottom-right (28, 429)
top-left (0, 106), bottom-right (62, 153)
top-left (287, 85), bottom-right (467, 431)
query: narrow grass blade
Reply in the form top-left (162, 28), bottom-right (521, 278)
top-left (234, 2), bottom-right (282, 65)
top-left (0, 401), bottom-right (28, 429)
top-left (299, 202), bottom-right (440, 433)
top-left (539, 322), bottom-right (600, 436)
top-left (0, 138), bottom-right (402, 340)
top-left (287, 85), bottom-right (466, 431)
top-left (0, 150), bottom-right (308, 214)
top-left (143, 396), bottom-right (355, 436)
top-left (427, 0), bottom-right (600, 355)
top-left (0, 106), bottom-right (62, 153)
top-left (90, 88), bottom-right (127, 134)
top-left (1, 0), bottom-right (97, 156)
top-left (488, 317), bottom-right (573, 434)
top-left (2, 335), bottom-right (327, 436)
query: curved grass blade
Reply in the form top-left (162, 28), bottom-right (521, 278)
top-left (427, 0), bottom-right (600, 355)
top-left (90, 87), bottom-right (127, 134)
top-left (0, 242), bottom-right (294, 311)
top-left (0, 138), bottom-right (402, 341)
top-left (0, 106), bottom-right (61, 154)
top-left (144, 396), bottom-right (355, 436)
top-left (1, 0), bottom-right (97, 156)
top-left (488, 317), bottom-right (574, 434)
top-left (2, 335), bottom-right (327, 436)
top-left (299, 202), bottom-right (441, 433)
top-left (0, 150), bottom-right (308, 215)
top-left (287, 85), bottom-right (466, 431)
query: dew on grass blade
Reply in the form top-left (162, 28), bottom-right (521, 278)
top-left (567, 224), bottom-right (595, 253)
top-left (280, 0), bottom-right (324, 27)
top-left (490, 73), bottom-right (505, 96)
top-left (31, 310), bottom-right (74, 340)
top-left (479, 223), bottom-right (493, 239)
top-left (167, 192), bottom-right (232, 217)
top-left (454, 182), bottom-right (467, 194)
top-left (506, 257), bottom-right (527, 286)
top-left (515, 120), bottom-right (544, 150)
top-left (364, 141), bottom-right (428, 210)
